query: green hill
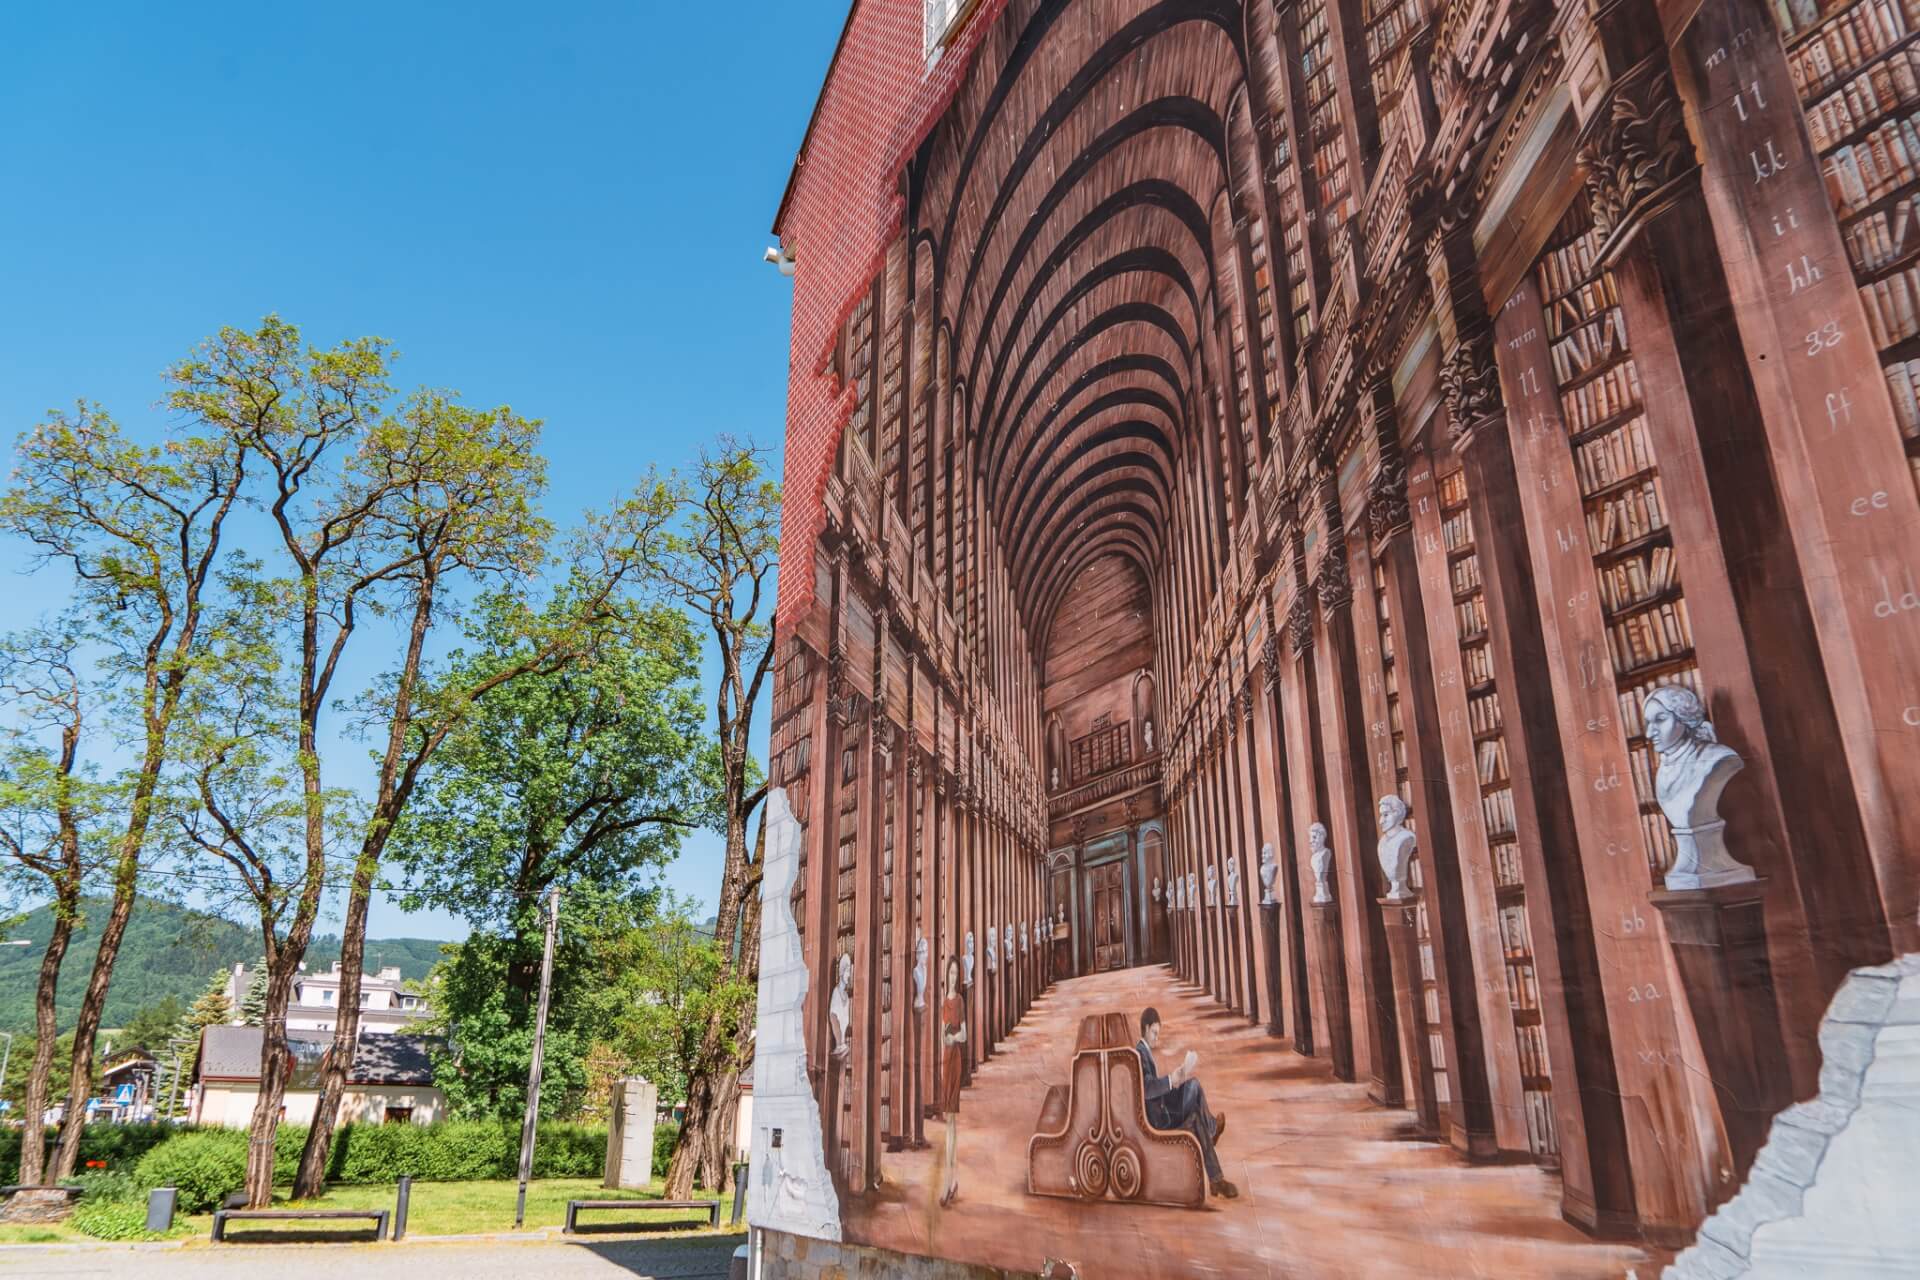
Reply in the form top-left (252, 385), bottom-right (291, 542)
top-left (0, 897), bottom-right (452, 1035)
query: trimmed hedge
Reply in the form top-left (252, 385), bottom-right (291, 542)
top-left (0, 1121), bottom-right (190, 1176)
top-left (133, 1132), bottom-right (248, 1213)
top-left (124, 1121), bottom-right (610, 1208)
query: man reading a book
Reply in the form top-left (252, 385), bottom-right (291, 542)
top-left (1137, 1007), bottom-right (1237, 1199)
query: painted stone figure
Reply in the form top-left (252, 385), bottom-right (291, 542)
top-left (913, 934), bottom-right (929, 1011)
top-left (1224, 857), bottom-right (1241, 908)
top-left (1152, 874), bottom-right (1163, 903)
top-left (1187, 870), bottom-right (1198, 913)
top-left (1377, 795), bottom-right (1416, 902)
top-left (1143, 718), bottom-right (1155, 752)
top-left (1004, 924), bottom-right (1014, 964)
top-left (1643, 684), bottom-right (1756, 891)
top-left (1258, 843), bottom-right (1278, 906)
top-left (1205, 863), bottom-right (1219, 908)
top-left (1308, 823), bottom-right (1333, 905)
top-left (963, 931), bottom-right (976, 987)
top-left (1020, 921), bottom-right (1029, 954)
top-left (986, 926), bottom-right (997, 974)
top-left (830, 952), bottom-right (854, 1060)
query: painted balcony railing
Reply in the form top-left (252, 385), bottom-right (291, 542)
top-left (1047, 760), bottom-right (1160, 819)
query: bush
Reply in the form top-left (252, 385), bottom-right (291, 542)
top-left (132, 1130), bottom-right (247, 1213)
top-left (652, 1120), bottom-right (678, 1180)
top-left (124, 1119), bottom-right (608, 1198)
top-left (69, 1168), bottom-right (188, 1241)
top-left (0, 1122), bottom-right (193, 1176)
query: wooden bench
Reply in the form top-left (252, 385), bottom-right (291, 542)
top-left (1028, 1011), bottom-right (1206, 1210)
top-left (563, 1197), bottom-right (721, 1233)
top-left (211, 1207), bottom-right (390, 1242)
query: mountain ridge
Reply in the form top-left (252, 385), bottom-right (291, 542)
top-left (0, 897), bottom-right (450, 1035)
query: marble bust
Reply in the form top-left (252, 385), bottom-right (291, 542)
top-left (1205, 863), bottom-right (1219, 907)
top-left (985, 925), bottom-right (997, 973)
top-left (963, 930), bottom-right (976, 985)
top-left (912, 934), bottom-right (928, 1010)
top-left (829, 952), bottom-right (854, 1058)
top-left (1003, 924), bottom-right (1014, 964)
top-left (1308, 822), bottom-right (1334, 904)
top-left (1187, 871), bottom-right (1198, 912)
top-left (1644, 685), bottom-right (1755, 891)
top-left (1377, 794), bottom-right (1417, 902)
top-left (1152, 875), bottom-right (1163, 903)
top-left (1019, 921), bottom-right (1029, 954)
top-left (1224, 857), bottom-right (1241, 908)
top-left (1050, 766), bottom-right (1059, 790)
top-left (1143, 718), bottom-right (1155, 751)
top-left (1259, 843), bottom-right (1279, 906)
top-left (1057, 903), bottom-right (1067, 926)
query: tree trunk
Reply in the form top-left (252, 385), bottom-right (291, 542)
top-left (16, 889), bottom-right (75, 1186)
top-left (665, 810), bottom-right (763, 1197)
top-left (48, 863), bottom-right (139, 1181)
top-left (291, 860), bottom-right (376, 1199)
top-left (243, 953), bottom-right (307, 1206)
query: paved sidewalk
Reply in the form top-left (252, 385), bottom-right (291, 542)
top-left (0, 1233), bottom-right (746, 1279)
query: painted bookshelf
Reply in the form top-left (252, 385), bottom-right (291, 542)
top-left (1436, 461), bottom-right (1560, 1162)
top-left (1372, 557), bottom-right (1449, 1117)
top-left (1778, 0), bottom-right (1920, 497)
top-left (1299, 0), bottom-right (1355, 231)
top-left (1536, 197), bottom-right (1702, 883)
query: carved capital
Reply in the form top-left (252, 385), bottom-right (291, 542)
top-left (1367, 453), bottom-right (1411, 548)
top-left (1440, 329), bottom-right (1504, 439)
top-left (1579, 55), bottom-right (1697, 264)
top-left (1287, 592), bottom-right (1316, 655)
top-left (1315, 555), bottom-right (1353, 620)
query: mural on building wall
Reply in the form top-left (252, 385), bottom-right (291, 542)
top-left (750, 0), bottom-right (1920, 1276)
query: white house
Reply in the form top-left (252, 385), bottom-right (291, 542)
top-left (225, 960), bottom-right (430, 1035)
top-left (189, 1025), bottom-right (445, 1127)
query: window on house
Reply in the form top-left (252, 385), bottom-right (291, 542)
top-left (322, 989), bottom-right (334, 1003)
top-left (384, 1106), bottom-right (414, 1125)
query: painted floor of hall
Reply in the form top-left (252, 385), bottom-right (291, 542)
top-left (842, 965), bottom-right (1659, 1280)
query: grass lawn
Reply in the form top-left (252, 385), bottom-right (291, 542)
top-left (179, 1177), bottom-right (741, 1241)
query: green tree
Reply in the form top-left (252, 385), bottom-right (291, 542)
top-left (4, 332), bottom-right (254, 1182)
top-left (602, 891), bottom-right (751, 1107)
top-left (389, 591), bottom-right (719, 955)
top-left (238, 961), bottom-right (267, 1027)
top-left (423, 889), bottom-right (632, 1122)
top-left (0, 622), bottom-right (119, 1184)
top-left (151, 971), bottom-right (234, 1118)
top-left (634, 441), bottom-right (779, 1195)
top-left (118, 996), bottom-right (185, 1052)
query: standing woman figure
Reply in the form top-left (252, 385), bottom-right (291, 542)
top-left (938, 955), bottom-right (967, 1206)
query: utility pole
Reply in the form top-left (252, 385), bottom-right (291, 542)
top-left (514, 885), bottom-right (561, 1230)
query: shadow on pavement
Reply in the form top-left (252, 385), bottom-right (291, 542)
top-left (570, 1230), bottom-right (746, 1279)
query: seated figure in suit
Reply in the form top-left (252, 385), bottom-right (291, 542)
top-left (1136, 1007), bottom-right (1237, 1199)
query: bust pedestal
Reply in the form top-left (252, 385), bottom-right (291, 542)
top-left (1377, 894), bottom-right (1439, 1133)
top-left (1311, 901), bottom-right (1355, 1083)
top-left (1260, 901), bottom-right (1286, 1039)
top-left (1648, 879), bottom-right (1792, 1183)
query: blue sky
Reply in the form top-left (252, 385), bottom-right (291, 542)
top-left (0, 2), bottom-right (842, 940)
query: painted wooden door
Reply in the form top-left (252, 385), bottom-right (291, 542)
top-left (1092, 863), bottom-right (1129, 972)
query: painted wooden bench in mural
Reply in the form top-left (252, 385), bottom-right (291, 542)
top-left (1027, 1011), bottom-right (1206, 1209)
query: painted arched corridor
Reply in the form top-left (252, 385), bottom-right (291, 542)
top-left (754, 0), bottom-right (1920, 1275)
